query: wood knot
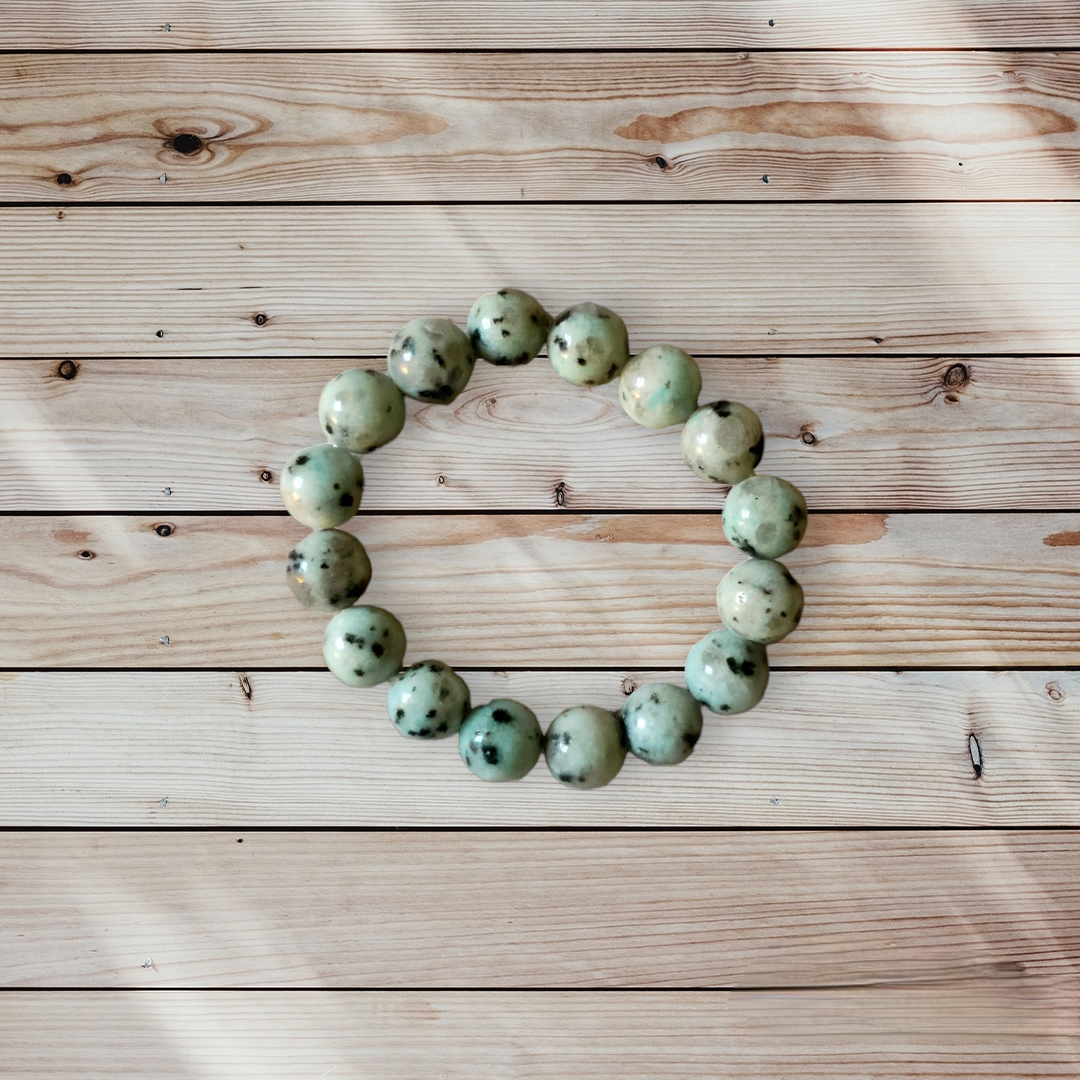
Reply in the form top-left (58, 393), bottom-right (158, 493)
top-left (943, 363), bottom-right (970, 390)
top-left (57, 359), bottom-right (79, 381)
top-left (253, 312), bottom-right (268, 326)
top-left (800, 427), bottom-right (817, 445)
top-left (654, 156), bottom-right (669, 170)
top-left (620, 676), bottom-right (638, 696)
top-left (259, 469), bottom-right (273, 483)
top-left (237, 672), bottom-right (253, 701)
top-left (1047, 681), bottom-right (1064, 702)
top-left (171, 133), bottom-right (204, 155)
top-left (154, 522), bottom-right (174, 537)
top-left (55, 172), bottom-right (73, 186)
top-left (77, 549), bottom-right (95, 560)
top-left (553, 480), bottom-right (568, 507)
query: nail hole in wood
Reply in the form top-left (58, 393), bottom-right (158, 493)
top-left (156, 329), bottom-right (164, 338)
top-left (57, 359), bottom-right (79, 380)
top-left (172, 133), bottom-right (203, 155)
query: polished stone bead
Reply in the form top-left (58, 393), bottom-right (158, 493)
top-left (319, 367), bottom-right (406, 454)
top-left (618, 344), bottom-right (702, 429)
top-left (685, 628), bottom-right (769, 715)
top-left (286, 529), bottom-right (371, 612)
top-left (468, 288), bottom-right (552, 366)
top-left (280, 443), bottom-right (364, 529)
top-left (544, 705), bottom-right (627, 789)
top-left (387, 660), bottom-right (471, 740)
top-left (387, 317), bottom-right (475, 403)
top-left (723, 474), bottom-right (807, 560)
top-left (323, 605), bottom-right (406, 688)
top-left (547, 302), bottom-right (630, 386)
top-left (717, 558), bottom-right (804, 645)
top-left (680, 401), bottom-right (764, 485)
top-left (621, 682), bottom-right (704, 765)
top-left (459, 699), bottom-right (543, 781)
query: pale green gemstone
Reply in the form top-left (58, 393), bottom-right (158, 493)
top-left (468, 288), bottom-right (552, 366)
top-left (717, 558), bottom-right (804, 645)
top-left (618, 344), bottom-right (702, 429)
top-left (544, 705), bottom-right (627, 790)
top-left (387, 317), bottom-right (475, 403)
top-left (387, 660), bottom-right (471, 740)
top-left (280, 443), bottom-right (364, 529)
top-left (621, 682), bottom-right (703, 765)
top-left (685, 628), bottom-right (769, 715)
top-left (286, 529), bottom-right (371, 612)
top-left (680, 401), bottom-right (764, 485)
top-left (323, 605), bottom-right (406, 688)
top-left (319, 368), bottom-right (406, 454)
top-left (723, 475), bottom-right (807, 559)
top-left (459, 699), bottom-right (543, 781)
top-left (547, 303), bottom-right (630, 386)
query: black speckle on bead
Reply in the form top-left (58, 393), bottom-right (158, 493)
top-left (382, 628), bottom-right (389, 638)
top-left (344, 634), bottom-right (364, 647)
top-left (710, 401), bottom-right (731, 418)
top-left (432, 350), bottom-right (446, 368)
top-left (762, 588), bottom-right (773, 596)
top-left (339, 492), bottom-right (353, 507)
top-left (782, 568), bottom-right (797, 585)
top-left (606, 363), bottom-right (617, 379)
top-left (287, 549), bottom-right (299, 561)
top-left (372, 642), bottom-right (384, 658)
top-left (394, 708), bottom-right (405, 721)
top-left (439, 687), bottom-right (450, 700)
top-left (498, 289), bottom-right (508, 297)
top-left (558, 772), bottom-right (575, 784)
top-left (577, 773), bottom-right (588, 783)
top-left (530, 313), bottom-right (539, 324)
top-left (482, 744), bottom-right (500, 765)
top-left (516, 351), bottom-right (530, 364)
top-left (559, 732), bottom-right (571, 748)
top-left (492, 708), bottom-right (512, 723)
top-left (428, 662), bottom-right (444, 672)
top-left (333, 483), bottom-right (340, 490)
top-left (417, 727), bottom-right (431, 737)
top-left (400, 335), bottom-right (415, 354)
top-left (683, 730), bottom-right (700, 749)
top-left (741, 660), bottom-right (756, 677)
top-left (354, 668), bottom-right (365, 678)
top-left (327, 595), bottom-right (340, 606)
top-left (320, 562), bottom-right (329, 570)
top-left (553, 334), bottom-right (568, 352)
top-left (726, 656), bottom-right (740, 674)
top-left (437, 722), bottom-right (448, 733)
top-left (418, 384), bottom-right (455, 402)
top-left (469, 328), bottom-right (482, 348)
top-left (720, 703), bottom-right (731, 712)
top-left (576, 356), bottom-right (587, 366)
top-left (426, 708), bottom-right (437, 719)
top-left (649, 692), bottom-right (660, 704)
top-left (749, 434), bottom-right (765, 467)
top-left (294, 454), bottom-right (309, 466)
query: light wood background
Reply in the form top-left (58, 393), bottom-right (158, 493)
top-left (1, 2), bottom-right (1079, 1075)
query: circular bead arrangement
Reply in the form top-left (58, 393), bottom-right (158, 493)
top-left (282, 289), bottom-right (807, 790)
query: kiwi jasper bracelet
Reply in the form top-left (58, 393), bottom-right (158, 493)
top-left (282, 289), bottom-right (807, 791)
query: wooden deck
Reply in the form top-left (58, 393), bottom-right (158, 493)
top-left (1, 2), bottom-right (1078, 1074)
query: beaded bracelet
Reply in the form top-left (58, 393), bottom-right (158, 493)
top-left (282, 289), bottom-right (806, 790)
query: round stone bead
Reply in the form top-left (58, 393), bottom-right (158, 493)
top-left (323, 605), bottom-right (406, 688)
top-left (618, 344), bottom-right (702, 429)
top-left (387, 317), bottom-right (475, 404)
top-left (621, 682), bottom-right (704, 765)
top-left (319, 367), bottom-right (406, 454)
top-left (547, 302), bottom-right (630, 387)
top-left (680, 401), bottom-right (764, 485)
top-left (717, 558), bottom-right (804, 645)
top-left (685, 628), bottom-right (769, 715)
top-left (467, 288), bottom-right (552, 366)
top-left (723, 475), bottom-right (807, 560)
top-left (387, 660), bottom-right (471, 740)
top-left (459, 699), bottom-right (544, 781)
top-left (544, 705), bottom-right (627, 790)
top-left (280, 443), bottom-right (364, 529)
top-left (286, 529), bottom-right (371, 612)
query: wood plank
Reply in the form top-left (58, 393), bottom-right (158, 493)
top-left (3, 989), bottom-right (1078, 1077)
top-left (2, 831), bottom-right (1078, 986)
top-left (4, 512), bottom-right (1080, 668)
top-left (5, 53), bottom-right (1080, 202)
top-left (1, 669), bottom-right (1076, 827)
top-left (3, 205), bottom-right (1080, 357)
top-left (4, 2), bottom-right (1080, 50)
top-left (5, 355), bottom-right (1080, 511)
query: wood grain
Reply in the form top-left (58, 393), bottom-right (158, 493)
top-left (0, 669), bottom-right (1076, 827)
top-left (5, 511), bottom-right (1080, 668)
top-left (4, 1), bottom-right (1080, 50)
top-left (3, 988), bottom-right (1078, 1077)
top-left (4, 205), bottom-right (1080, 357)
top-left (5, 52), bottom-right (1080, 202)
top-left (2, 831), bottom-right (1078, 986)
top-left (5, 355), bottom-right (1080, 511)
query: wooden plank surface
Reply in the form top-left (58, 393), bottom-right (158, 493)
top-left (4, 205), bottom-right (1080, 357)
top-left (5, 354), bottom-right (1080, 511)
top-left (5, 52), bottom-right (1080, 202)
top-left (0, 669), bottom-right (1076, 827)
top-left (3, 989), bottom-right (1078, 1077)
top-left (4, 511), bottom-right (1080, 668)
top-left (2, 830), bottom-right (1078, 986)
top-left (4, 1), bottom-right (1080, 50)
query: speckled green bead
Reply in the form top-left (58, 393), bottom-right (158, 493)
top-left (547, 302), bottom-right (630, 387)
top-left (286, 529), bottom-right (371, 612)
top-left (544, 705), bottom-right (627, 790)
top-left (319, 367), bottom-right (406, 454)
top-left (387, 317), bottom-right (475, 403)
top-left (680, 401), bottom-right (764, 485)
top-left (323, 605), bottom-right (406, 688)
top-left (387, 660), bottom-right (471, 740)
top-left (717, 558), bottom-right (804, 645)
top-left (459, 699), bottom-right (543, 781)
top-left (467, 288), bottom-right (552, 366)
top-left (620, 682), bottom-right (704, 765)
top-left (723, 475), bottom-right (807, 560)
top-left (685, 628), bottom-right (769, 715)
top-left (280, 443), bottom-right (364, 529)
top-left (618, 344), bottom-right (702, 429)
